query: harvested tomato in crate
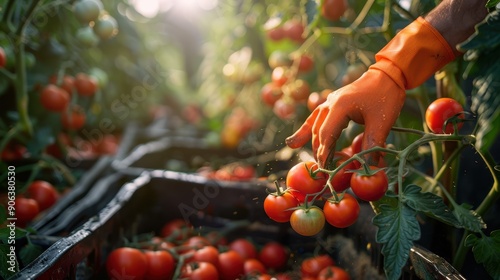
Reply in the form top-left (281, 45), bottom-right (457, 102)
top-left (11, 171), bottom-right (385, 279)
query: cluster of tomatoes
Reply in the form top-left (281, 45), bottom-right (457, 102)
top-left (198, 161), bottom-right (257, 182)
top-left (106, 218), bottom-right (350, 280)
top-left (260, 18), bottom-right (316, 120)
top-left (73, 0), bottom-right (118, 47)
top-left (264, 132), bottom-right (388, 236)
top-left (39, 73), bottom-right (99, 130)
top-left (1, 180), bottom-right (61, 228)
top-left (44, 132), bottom-right (119, 160)
top-left (220, 107), bottom-right (260, 149)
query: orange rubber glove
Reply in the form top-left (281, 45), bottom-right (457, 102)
top-left (286, 17), bottom-right (456, 167)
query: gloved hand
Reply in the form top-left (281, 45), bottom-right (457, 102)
top-left (286, 17), bottom-right (456, 167)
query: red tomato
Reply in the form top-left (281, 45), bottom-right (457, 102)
top-left (283, 19), bottom-right (305, 43)
top-left (244, 258), bottom-right (267, 275)
top-left (321, 0), bottom-right (348, 21)
top-left (183, 236), bottom-right (211, 251)
top-left (296, 54), bottom-right (314, 72)
top-left (193, 245), bottom-right (219, 266)
top-left (161, 218), bottom-right (190, 239)
top-left (273, 98), bottom-right (296, 120)
top-left (287, 79), bottom-right (310, 102)
top-left (258, 242), bottom-right (288, 270)
top-left (40, 85), bottom-right (70, 112)
top-left (218, 250), bottom-right (245, 280)
top-left (286, 161), bottom-right (328, 203)
top-left (271, 66), bottom-right (289, 86)
top-left (1, 142), bottom-right (27, 161)
top-left (49, 75), bottom-right (75, 95)
top-left (94, 134), bottom-right (118, 155)
top-left (61, 105), bottom-right (86, 130)
top-left (229, 238), bottom-right (258, 260)
top-left (425, 97), bottom-right (465, 134)
top-left (267, 25), bottom-right (286, 41)
top-left (341, 63), bottom-right (367, 86)
top-left (0, 47), bottom-right (6, 68)
top-left (329, 152), bottom-right (357, 192)
top-left (307, 89), bottom-right (330, 112)
top-left (106, 247), bottom-right (147, 280)
top-left (27, 180), bottom-right (59, 211)
top-left (290, 207), bottom-right (325, 236)
top-left (263, 190), bottom-right (299, 223)
top-left (144, 250), bottom-right (175, 280)
top-left (350, 166), bottom-right (388, 201)
top-left (182, 262), bottom-right (219, 280)
top-left (261, 82), bottom-right (283, 107)
top-left (317, 265), bottom-right (351, 280)
top-left (74, 72), bottom-right (98, 96)
top-left (14, 197), bottom-right (40, 228)
top-left (301, 254), bottom-right (336, 277)
top-left (323, 193), bottom-right (360, 228)
top-left (350, 132), bottom-right (364, 155)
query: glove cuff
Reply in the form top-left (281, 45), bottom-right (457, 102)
top-left (372, 17), bottom-right (456, 89)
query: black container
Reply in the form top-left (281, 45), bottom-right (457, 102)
top-left (10, 170), bottom-right (386, 280)
top-left (30, 156), bottom-right (114, 232)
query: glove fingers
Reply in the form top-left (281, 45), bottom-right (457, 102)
top-left (285, 108), bottom-right (318, 149)
top-left (317, 109), bottom-right (350, 168)
top-left (311, 107), bottom-right (330, 162)
top-left (362, 119), bottom-right (392, 164)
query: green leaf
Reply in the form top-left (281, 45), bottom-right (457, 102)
top-left (465, 230), bottom-right (500, 279)
top-left (453, 204), bottom-right (486, 233)
top-left (373, 203), bottom-right (421, 280)
top-left (459, 11), bottom-right (500, 152)
top-left (459, 11), bottom-right (500, 52)
top-left (0, 227), bottom-right (28, 244)
top-left (486, 0), bottom-right (500, 8)
top-left (402, 184), bottom-right (460, 227)
top-left (0, 244), bottom-right (18, 279)
top-left (19, 243), bottom-right (43, 267)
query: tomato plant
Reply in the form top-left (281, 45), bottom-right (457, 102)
top-left (286, 161), bottom-right (327, 203)
top-left (350, 166), bottom-right (388, 201)
top-left (425, 97), bottom-right (465, 134)
top-left (323, 193), bottom-right (360, 228)
top-left (106, 247), bottom-right (147, 280)
top-left (290, 206), bottom-right (326, 236)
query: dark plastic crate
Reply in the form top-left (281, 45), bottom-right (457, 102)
top-left (11, 171), bottom-right (386, 280)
